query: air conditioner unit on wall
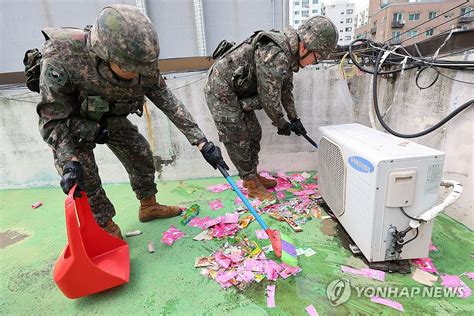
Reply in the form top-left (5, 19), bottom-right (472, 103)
top-left (317, 123), bottom-right (445, 262)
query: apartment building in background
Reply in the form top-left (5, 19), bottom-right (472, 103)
top-left (355, 5), bottom-right (369, 29)
top-left (322, 0), bottom-right (356, 46)
top-left (289, 0), bottom-right (323, 27)
top-left (354, 0), bottom-right (473, 46)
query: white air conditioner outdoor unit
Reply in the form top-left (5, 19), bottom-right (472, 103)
top-left (317, 123), bottom-right (445, 262)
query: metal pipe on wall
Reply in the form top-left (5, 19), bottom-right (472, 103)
top-left (193, 0), bottom-right (208, 56)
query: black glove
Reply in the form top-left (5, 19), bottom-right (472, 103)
top-left (60, 161), bottom-right (85, 197)
top-left (200, 141), bottom-right (230, 170)
top-left (94, 126), bottom-right (109, 144)
top-left (277, 121), bottom-right (292, 136)
top-left (290, 118), bottom-right (307, 136)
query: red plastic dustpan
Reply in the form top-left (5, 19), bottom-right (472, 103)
top-left (53, 185), bottom-right (130, 299)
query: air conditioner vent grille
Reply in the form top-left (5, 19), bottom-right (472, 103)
top-left (318, 136), bottom-right (345, 216)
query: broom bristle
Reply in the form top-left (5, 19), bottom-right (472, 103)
top-left (280, 233), bottom-right (298, 267)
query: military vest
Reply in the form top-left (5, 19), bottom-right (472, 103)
top-left (213, 31), bottom-right (292, 99)
top-left (34, 28), bottom-right (153, 122)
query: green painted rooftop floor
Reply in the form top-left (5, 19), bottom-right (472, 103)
top-left (1, 175), bottom-right (473, 315)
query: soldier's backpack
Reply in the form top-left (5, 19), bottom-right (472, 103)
top-left (23, 49), bottom-right (42, 93)
top-left (23, 26), bottom-right (92, 93)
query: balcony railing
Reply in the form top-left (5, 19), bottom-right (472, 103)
top-left (458, 16), bottom-right (474, 23)
top-left (391, 20), bottom-right (405, 28)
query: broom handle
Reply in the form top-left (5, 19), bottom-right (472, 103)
top-left (301, 133), bottom-right (318, 149)
top-left (217, 164), bottom-right (268, 230)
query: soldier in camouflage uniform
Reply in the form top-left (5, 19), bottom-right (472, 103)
top-left (35, 4), bottom-right (228, 239)
top-left (204, 16), bottom-right (338, 201)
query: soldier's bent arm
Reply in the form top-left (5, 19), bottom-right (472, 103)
top-left (281, 73), bottom-right (298, 121)
top-left (37, 58), bottom-right (83, 164)
top-left (255, 44), bottom-right (288, 127)
top-left (146, 75), bottom-right (206, 145)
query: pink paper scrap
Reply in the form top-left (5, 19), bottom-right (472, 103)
top-left (276, 191), bottom-right (286, 200)
top-left (267, 285), bottom-right (276, 308)
top-left (223, 212), bottom-right (239, 224)
top-left (412, 258), bottom-right (438, 274)
top-left (293, 189), bottom-right (316, 196)
top-left (188, 216), bottom-right (211, 229)
top-left (209, 199), bottom-right (224, 211)
top-left (466, 272), bottom-right (474, 280)
top-left (207, 183), bottom-right (231, 193)
top-left (429, 242), bottom-right (438, 251)
top-left (160, 226), bottom-right (185, 246)
top-left (215, 252), bottom-right (232, 268)
top-left (370, 296), bottom-right (404, 312)
top-left (259, 172), bottom-right (276, 179)
top-left (276, 171), bottom-right (288, 180)
top-left (255, 230), bottom-right (269, 240)
top-left (440, 275), bottom-right (472, 299)
top-left (302, 183), bottom-right (318, 190)
top-left (305, 304), bottom-right (319, 316)
top-left (290, 173), bottom-right (306, 182)
top-left (341, 266), bottom-right (385, 282)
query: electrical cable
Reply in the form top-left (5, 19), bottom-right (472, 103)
top-left (372, 46), bottom-right (474, 138)
top-left (401, 227), bottom-right (419, 246)
top-left (400, 207), bottom-right (425, 222)
top-left (415, 66), bottom-right (440, 89)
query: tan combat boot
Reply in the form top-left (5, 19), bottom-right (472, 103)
top-left (138, 195), bottom-right (182, 222)
top-left (243, 177), bottom-right (274, 201)
top-left (103, 219), bottom-right (123, 239)
top-left (256, 173), bottom-right (277, 189)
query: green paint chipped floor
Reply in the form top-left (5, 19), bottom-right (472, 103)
top-left (0, 175), bottom-right (473, 315)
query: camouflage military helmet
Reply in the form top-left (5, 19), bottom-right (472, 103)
top-left (90, 4), bottom-right (160, 76)
top-left (297, 16), bottom-right (338, 60)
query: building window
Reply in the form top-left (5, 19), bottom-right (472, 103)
top-left (391, 30), bottom-right (401, 43)
top-left (302, 0), bottom-right (309, 4)
top-left (339, 29), bottom-right (343, 32)
top-left (341, 11), bottom-right (345, 15)
top-left (345, 27), bottom-right (352, 32)
top-left (345, 36), bottom-right (352, 40)
top-left (346, 18), bottom-right (353, 23)
top-left (302, 10), bottom-right (310, 17)
top-left (408, 13), bottom-right (420, 21)
top-left (294, 1), bottom-right (300, 5)
top-left (393, 12), bottom-right (403, 22)
top-left (347, 9), bottom-right (353, 14)
top-left (312, 9), bottom-right (318, 14)
top-left (407, 29), bottom-right (418, 37)
top-left (294, 20), bottom-right (300, 24)
top-left (428, 11), bottom-right (437, 19)
top-left (425, 29), bottom-right (434, 36)
top-left (313, 0), bottom-right (318, 4)
top-left (461, 7), bottom-right (472, 17)
top-left (294, 11), bottom-right (300, 15)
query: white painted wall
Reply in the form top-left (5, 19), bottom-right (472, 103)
top-left (0, 60), bottom-right (472, 228)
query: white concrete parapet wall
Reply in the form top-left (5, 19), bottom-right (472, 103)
top-left (0, 61), bottom-right (472, 228)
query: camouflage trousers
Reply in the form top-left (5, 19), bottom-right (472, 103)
top-left (54, 116), bottom-right (157, 227)
top-left (204, 72), bottom-right (262, 180)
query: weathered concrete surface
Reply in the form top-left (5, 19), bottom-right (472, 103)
top-left (0, 57), bottom-right (472, 228)
top-left (0, 178), bottom-right (473, 315)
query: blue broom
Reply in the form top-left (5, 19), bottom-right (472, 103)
top-left (217, 164), bottom-right (298, 266)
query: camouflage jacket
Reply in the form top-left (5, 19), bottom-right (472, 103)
top-left (37, 27), bottom-right (205, 164)
top-left (210, 27), bottom-right (300, 127)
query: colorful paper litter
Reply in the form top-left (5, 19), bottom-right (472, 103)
top-left (440, 275), bottom-right (472, 299)
top-left (370, 296), bottom-right (404, 312)
top-left (161, 226), bottom-right (185, 246)
top-left (412, 268), bottom-right (438, 286)
top-left (429, 242), bottom-right (438, 251)
top-left (255, 230), bottom-right (269, 240)
top-left (412, 258), bottom-right (438, 274)
top-left (207, 183), bottom-right (231, 193)
top-left (267, 285), bottom-right (276, 308)
top-left (341, 265), bottom-right (385, 282)
top-left (290, 173), bottom-right (306, 182)
top-left (305, 304), bottom-right (319, 316)
top-left (466, 272), bottom-right (474, 280)
top-left (209, 199), bottom-right (224, 211)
